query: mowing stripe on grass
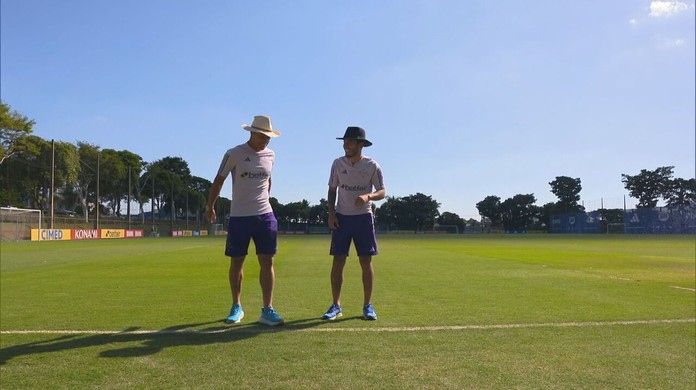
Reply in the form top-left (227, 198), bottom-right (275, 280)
top-left (1, 318), bottom-right (693, 335)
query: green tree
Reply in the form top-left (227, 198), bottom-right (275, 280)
top-left (476, 195), bottom-right (502, 228)
top-left (437, 211), bottom-right (465, 232)
top-left (118, 150), bottom-right (144, 216)
top-left (2, 136), bottom-right (78, 210)
top-left (500, 194), bottom-right (539, 231)
top-left (74, 142), bottom-right (99, 220)
top-left (99, 149), bottom-right (127, 215)
top-left (377, 193), bottom-right (440, 233)
top-left (187, 175), bottom-right (211, 220)
top-left (549, 176), bottom-right (584, 213)
top-left (621, 166), bottom-right (674, 208)
top-left (308, 198), bottom-right (329, 225)
top-left (665, 178), bottom-right (696, 206)
top-left (539, 202), bottom-right (558, 231)
top-left (0, 101), bottom-right (35, 165)
top-left (147, 156), bottom-right (192, 217)
top-left (283, 199), bottom-right (311, 224)
top-left (375, 196), bottom-right (402, 229)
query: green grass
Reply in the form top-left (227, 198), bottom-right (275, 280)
top-left (1, 234), bottom-right (695, 389)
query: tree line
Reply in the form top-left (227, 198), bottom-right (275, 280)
top-left (2, 101), bottom-right (694, 233)
top-left (476, 170), bottom-right (695, 232)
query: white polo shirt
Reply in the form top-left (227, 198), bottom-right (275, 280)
top-left (329, 155), bottom-right (385, 216)
top-left (216, 143), bottom-right (275, 217)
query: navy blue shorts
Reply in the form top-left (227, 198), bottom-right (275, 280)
top-left (330, 213), bottom-right (378, 257)
top-left (225, 213), bottom-right (278, 257)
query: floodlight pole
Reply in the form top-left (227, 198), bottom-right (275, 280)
top-left (50, 140), bottom-right (55, 229)
top-left (96, 152), bottom-right (100, 229)
top-left (127, 166), bottom-right (132, 230)
top-left (151, 174), bottom-right (155, 233)
top-left (170, 182), bottom-right (174, 234)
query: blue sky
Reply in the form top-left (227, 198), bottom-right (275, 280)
top-left (2, 1), bottom-right (694, 219)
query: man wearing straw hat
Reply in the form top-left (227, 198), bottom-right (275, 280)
top-left (322, 126), bottom-right (386, 321)
top-left (204, 115), bottom-right (284, 326)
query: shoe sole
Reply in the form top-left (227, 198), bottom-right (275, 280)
top-left (224, 312), bottom-right (244, 324)
top-left (322, 312), bottom-right (343, 320)
top-left (258, 317), bottom-right (284, 326)
top-left (363, 316), bottom-right (377, 320)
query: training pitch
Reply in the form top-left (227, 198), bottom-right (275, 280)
top-left (1, 234), bottom-right (694, 389)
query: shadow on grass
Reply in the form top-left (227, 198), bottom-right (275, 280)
top-left (0, 316), bottom-right (366, 365)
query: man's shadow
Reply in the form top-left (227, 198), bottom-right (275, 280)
top-left (0, 316), bottom-right (362, 365)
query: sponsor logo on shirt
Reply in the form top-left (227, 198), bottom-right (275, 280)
top-left (241, 171), bottom-right (270, 179)
top-left (341, 184), bottom-right (369, 192)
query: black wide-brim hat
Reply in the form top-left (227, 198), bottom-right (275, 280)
top-left (336, 126), bottom-right (372, 147)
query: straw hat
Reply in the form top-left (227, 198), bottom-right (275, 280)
top-left (241, 115), bottom-right (281, 137)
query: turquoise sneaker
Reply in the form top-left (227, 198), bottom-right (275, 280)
top-left (363, 304), bottom-right (377, 320)
top-left (258, 306), bottom-right (284, 326)
top-left (225, 304), bottom-right (244, 324)
top-left (322, 304), bottom-right (342, 320)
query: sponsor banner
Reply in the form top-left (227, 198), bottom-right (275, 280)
top-left (101, 229), bottom-right (125, 239)
top-left (72, 229), bottom-right (100, 240)
top-left (199, 230), bottom-right (208, 236)
top-left (172, 230), bottom-right (184, 237)
top-left (183, 230), bottom-right (193, 237)
top-left (125, 230), bottom-right (144, 238)
top-left (31, 229), bottom-right (72, 241)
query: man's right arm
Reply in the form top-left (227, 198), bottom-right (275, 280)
top-left (327, 186), bottom-right (338, 229)
top-left (205, 175), bottom-right (226, 223)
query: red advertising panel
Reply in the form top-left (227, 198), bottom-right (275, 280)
top-left (125, 230), bottom-right (144, 238)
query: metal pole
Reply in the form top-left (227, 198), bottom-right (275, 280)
top-left (127, 166), bottom-right (132, 230)
top-left (96, 152), bottom-right (100, 229)
top-left (151, 173), bottom-right (155, 233)
top-left (50, 140), bottom-right (55, 229)
top-left (170, 182), bottom-right (174, 233)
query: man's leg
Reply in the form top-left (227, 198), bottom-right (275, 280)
top-left (229, 256), bottom-right (246, 305)
top-left (257, 254), bottom-right (275, 308)
top-left (331, 255), bottom-right (347, 305)
top-left (257, 253), bottom-right (284, 326)
top-left (358, 256), bottom-right (374, 306)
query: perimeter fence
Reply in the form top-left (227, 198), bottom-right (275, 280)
top-left (550, 205), bottom-right (696, 234)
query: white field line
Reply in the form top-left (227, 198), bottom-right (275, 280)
top-left (1, 318), bottom-right (693, 335)
top-left (670, 286), bottom-right (696, 292)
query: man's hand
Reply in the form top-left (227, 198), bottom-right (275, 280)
top-left (354, 194), bottom-right (370, 207)
top-left (328, 211), bottom-right (339, 230)
top-left (205, 207), bottom-right (216, 224)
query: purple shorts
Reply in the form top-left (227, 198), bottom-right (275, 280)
top-left (225, 213), bottom-right (278, 257)
top-left (330, 213), bottom-right (378, 257)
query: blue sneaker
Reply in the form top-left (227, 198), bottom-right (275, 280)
top-left (363, 304), bottom-right (377, 320)
top-left (225, 304), bottom-right (244, 324)
top-left (258, 306), bottom-right (284, 326)
top-left (322, 304), bottom-right (342, 320)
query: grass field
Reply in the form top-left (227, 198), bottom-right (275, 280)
top-left (1, 234), bottom-right (694, 389)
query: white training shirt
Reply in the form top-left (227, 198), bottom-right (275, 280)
top-left (328, 155), bottom-right (385, 215)
top-left (216, 143), bottom-right (275, 217)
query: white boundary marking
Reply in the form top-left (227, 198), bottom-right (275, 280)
top-left (670, 286), bottom-right (696, 292)
top-left (1, 318), bottom-right (693, 335)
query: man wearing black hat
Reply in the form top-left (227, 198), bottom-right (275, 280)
top-left (322, 126), bottom-right (386, 321)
